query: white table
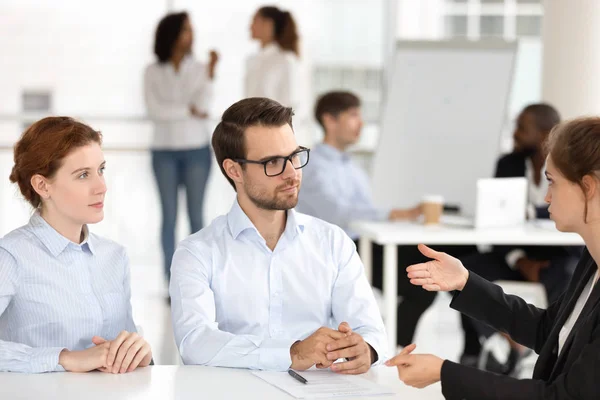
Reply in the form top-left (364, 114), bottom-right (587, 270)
top-left (350, 220), bottom-right (585, 351)
top-left (0, 366), bottom-right (444, 400)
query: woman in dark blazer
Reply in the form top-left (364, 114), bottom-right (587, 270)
top-left (386, 117), bottom-right (600, 400)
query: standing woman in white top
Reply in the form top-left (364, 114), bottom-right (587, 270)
top-left (144, 12), bottom-right (218, 283)
top-left (387, 117), bottom-right (600, 399)
top-left (246, 7), bottom-right (308, 138)
top-left (0, 117), bottom-right (152, 373)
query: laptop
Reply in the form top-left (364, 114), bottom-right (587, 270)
top-left (442, 177), bottom-right (528, 229)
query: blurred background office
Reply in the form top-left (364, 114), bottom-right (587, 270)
top-left (1, 0), bottom-right (598, 372)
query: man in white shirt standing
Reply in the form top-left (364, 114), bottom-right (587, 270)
top-left (169, 97), bottom-right (387, 373)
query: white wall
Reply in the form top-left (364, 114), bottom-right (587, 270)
top-left (396, 0), bottom-right (445, 40)
top-left (0, 0), bottom-right (164, 117)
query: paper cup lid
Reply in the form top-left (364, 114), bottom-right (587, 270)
top-left (423, 195), bottom-right (444, 203)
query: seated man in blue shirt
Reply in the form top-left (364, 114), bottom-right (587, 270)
top-left (296, 91), bottom-right (474, 347)
top-left (169, 97), bottom-right (387, 374)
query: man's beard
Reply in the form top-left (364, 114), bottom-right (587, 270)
top-left (245, 179), bottom-right (300, 211)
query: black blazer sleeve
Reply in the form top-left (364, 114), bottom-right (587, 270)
top-left (440, 333), bottom-right (600, 400)
top-left (450, 272), bottom-right (563, 352)
top-left (440, 273), bottom-right (600, 399)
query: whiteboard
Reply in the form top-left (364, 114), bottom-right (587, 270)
top-left (372, 40), bottom-right (517, 215)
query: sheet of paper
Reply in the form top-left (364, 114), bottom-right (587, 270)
top-left (252, 370), bottom-right (395, 399)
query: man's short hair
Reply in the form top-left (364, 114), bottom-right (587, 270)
top-left (212, 97), bottom-right (294, 190)
top-left (314, 91), bottom-right (361, 129)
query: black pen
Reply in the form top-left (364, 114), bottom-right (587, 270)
top-left (288, 369), bottom-right (308, 384)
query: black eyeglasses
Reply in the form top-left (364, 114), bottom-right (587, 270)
top-left (234, 147), bottom-right (310, 177)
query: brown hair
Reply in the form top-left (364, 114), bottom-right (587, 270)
top-left (154, 12), bottom-right (189, 63)
top-left (212, 97), bottom-right (294, 191)
top-left (258, 6), bottom-right (299, 56)
top-left (10, 116), bottom-right (103, 208)
top-left (314, 91), bottom-right (361, 130)
top-left (546, 117), bottom-right (600, 221)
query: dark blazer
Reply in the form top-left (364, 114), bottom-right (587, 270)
top-left (441, 248), bottom-right (600, 399)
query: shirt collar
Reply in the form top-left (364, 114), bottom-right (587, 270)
top-left (262, 42), bottom-right (280, 55)
top-left (82, 225), bottom-right (95, 254)
top-left (29, 212), bottom-right (95, 257)
top-left (227, 198), bottom-right (305, 241)
top-left (164, 55), bottom-right (192, 72)
top-left (284, 206), bottom-right (306, 240)
top-left (315, 143), bottom-right (350, 162)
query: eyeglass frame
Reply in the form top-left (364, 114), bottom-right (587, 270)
top-left (233, 146), bottom-right (310, 177)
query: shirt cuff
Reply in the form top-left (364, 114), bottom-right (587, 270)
top-left (258, 338), bottom-right (297, 371)
top-left (362, 335), bottom-right (388, 366)
top-left (506, 249), bottom-right (526, 270)
top-left (30, 347), bottom-right (66, 373)
top-left (376, 208), bottom-right (391, 222)
top-left (440, 360), bottom-right (465, 399)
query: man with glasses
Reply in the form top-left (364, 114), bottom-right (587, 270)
top-left (169, 97), bottom-right (387, 374)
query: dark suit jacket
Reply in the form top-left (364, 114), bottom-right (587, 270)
top-left (494, 152), bottom-right (571, 261)
top-left (441, 248), bottom-right (600, 399)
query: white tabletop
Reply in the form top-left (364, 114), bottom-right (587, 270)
top-left (350, 219), bottom-right (584, 246)
top-left (0, 366), bottom-right (443, 400)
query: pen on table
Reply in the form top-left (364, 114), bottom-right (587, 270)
top-left (288, 369), bottom-right (308, 384)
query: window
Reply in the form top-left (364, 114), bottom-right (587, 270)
top-left (443, 0), bottom-right (544, 151)
top-left (444, 0), bottom-right (543, 40)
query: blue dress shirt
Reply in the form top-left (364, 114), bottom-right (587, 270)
top-left (0, 212), bottom-right (137, 373)
top-left (296, 143), bottom-right (389, 239)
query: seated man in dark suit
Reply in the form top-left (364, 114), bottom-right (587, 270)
top-left (459, 103), bottom-right (581, 373)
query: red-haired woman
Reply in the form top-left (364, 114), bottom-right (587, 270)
top-left (0, 117), bottom-right (152, 374)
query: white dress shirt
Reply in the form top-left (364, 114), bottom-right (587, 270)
top-left (506, 158), bottom-right (550, 268)
top-left (144, 56), bottom-right (214, 150)
top-left (525, 157), bottom-right (549, 209)
top-left (0, 212), bottom-right (137, 373)
top-left (169, 199), bottom-right (387, 371)
top-left (558, 270), bottom-right (599, 355)
top-left (245, 43), bottom-right (313, 146)
top-left (245, 43), bottom-right (300, 108)
top-left (296, 143), bottom-right (389, 240)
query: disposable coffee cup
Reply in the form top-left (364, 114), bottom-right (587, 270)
top-left (423, 195), bottom-right (444, 225)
